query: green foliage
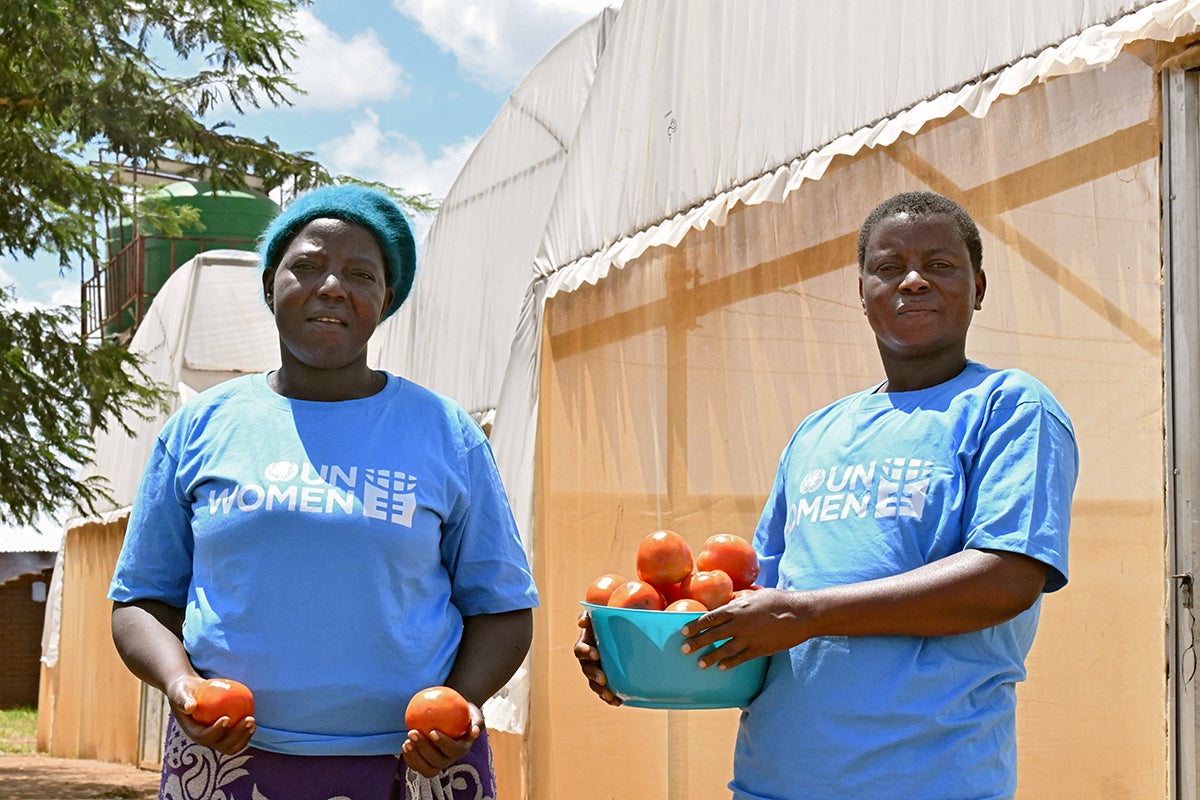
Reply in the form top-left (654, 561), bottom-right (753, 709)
top-left (0, 0), bottom-right (332, 268)
top-left (0, 286), bottom-right (169, 526)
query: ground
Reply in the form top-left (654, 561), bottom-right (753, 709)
top-left (0, 753), bottom-right (160, 799)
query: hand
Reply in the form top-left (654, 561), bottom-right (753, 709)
top-left (574, 611), bottom-right (621, 706)
top-left (165, 674), bottom-right (257, 756)
top-left (401, 702), bottom-right (483, 778)
top-left (680, 588), bottom-right (807, 670)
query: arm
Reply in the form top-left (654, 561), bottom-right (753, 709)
top-left (111, 599), bottom-right (255, 754)
top-left (401, 608), bottom-right (533, 777)
top-left (680, 548), bottom-right (1048, 669)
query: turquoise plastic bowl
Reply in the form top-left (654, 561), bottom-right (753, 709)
top-left (582, 601), bottom-right (768, 709)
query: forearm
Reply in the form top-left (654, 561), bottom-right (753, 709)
top-left (799, 548), bottom-right (1049, 639)
top-left (111, 599), bottom-right (197, 694)
top-left (443, 608), bottom-right (533, 708)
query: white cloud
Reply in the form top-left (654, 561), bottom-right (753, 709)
top-left (320, 110), bottom-right (478, 197)
top-left (318, 110), bottom-right (481, 243)
top-left (395, 0), bottom-right (619, 92)
top-left (286, 10), bottom-right (408, 111)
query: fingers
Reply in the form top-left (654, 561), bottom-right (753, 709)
top-left (400, 727), bottom-right (476, 778)
top-left (179, 714), bottom-right (256, 755)
top-left (209, 716), bottom-right (256, 755)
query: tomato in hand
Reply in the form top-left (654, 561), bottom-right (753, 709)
top-left (585, 573), bottom-right (628, 605)
top-left (696, 533), bottom-right (760, 590)
top-left (608, 579), bottom-right (666, 610)
top-left (192, 678), bottom-right (255, 726)
top-left (682, 569), bottom-right (734, 610)
top-left (405, 686), bottom-right (472, 738)
top-left (636, 530), bottom-right (693, 587)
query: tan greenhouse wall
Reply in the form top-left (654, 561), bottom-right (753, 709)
top-left (37, 515), bottom-right (141, 764)
top-left (527, 48), bottom-right (1167, 799)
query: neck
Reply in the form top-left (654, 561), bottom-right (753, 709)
top-left (269, 361), bottom-right (385, 401)
top-left (878, 353), bottom-right (968, 393)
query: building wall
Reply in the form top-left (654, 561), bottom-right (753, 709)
top-left (0, 567), bottom-right (54, 709)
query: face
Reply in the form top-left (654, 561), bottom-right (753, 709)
top-left (858, 212), bottom-right (985, 367)
top-left (262, 218), bottom-right (395, 373)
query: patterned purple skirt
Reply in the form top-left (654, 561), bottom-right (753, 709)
top-left (158, 714), bottom-right (497, 800)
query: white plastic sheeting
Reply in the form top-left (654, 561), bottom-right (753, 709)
top-left (375, 8), bottom-right (619, 419)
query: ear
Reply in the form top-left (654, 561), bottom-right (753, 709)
top-left (857, 275), bottom-right (866, 314)
top-left (973, 269), bottom-right (987, 311)
top-left (378, 287), bottom-right (396, 323)
top-left (262, 267), bottom-right (276, 312)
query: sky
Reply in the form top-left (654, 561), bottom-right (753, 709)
top-left (0, 0), bottom-right (619, 310)
top-left (0, 0), bottom-right (619, 546)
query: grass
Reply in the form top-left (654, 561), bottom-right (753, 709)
top-left (0, 706), bottom-right (38, 755)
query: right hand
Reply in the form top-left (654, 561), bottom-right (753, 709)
top-left (165, 674), bottom-right (257, 755)
top-left (574, 611), bottom-right (621, 706)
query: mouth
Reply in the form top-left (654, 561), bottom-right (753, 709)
top-left (307, 315), bottom-right (348, 327)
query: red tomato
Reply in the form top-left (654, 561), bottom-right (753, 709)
top-left (682, 569), bottom-right (734, 610)
top-left (405, 686), bottom-right (471, 738)
top-left (696, 533), bottom-right (760, 590)
top-left (656, 580), bottom-right (685, 605)
top-left (192, 678), bottom-right (255, 726)
top-left (636, 530), bottom-right (693, 587)
top-left (732, 588), bottom-right (760, 600)
top-left (608, 579), bottom-right (666, 610)
top-left (665, 598), bottom-right (707, 612)
top-left (585, 573), bottom-right (628, 605)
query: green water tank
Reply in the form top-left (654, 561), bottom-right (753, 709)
top-left (103, 180), bottom-right (278, 337)
top-left (141, 180), bottom-right (278, 295)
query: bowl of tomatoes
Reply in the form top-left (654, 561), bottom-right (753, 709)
top-left (581, 530), bottom-right (768, 709)
top-left (582, 601), bottom-right (768, 709)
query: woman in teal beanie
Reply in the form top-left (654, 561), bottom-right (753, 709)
top-left (110, 184), bottom-right (539, 799)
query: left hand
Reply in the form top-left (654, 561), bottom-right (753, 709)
top-left (400, 702), bottom-right (484, 778)
top-left (679, 588), bottom-right (809, 670)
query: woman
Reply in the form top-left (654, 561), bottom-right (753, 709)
top-left (576, 191), bottom-right (1078, 799)
top-left (111, 184), bottom-right (538, 800)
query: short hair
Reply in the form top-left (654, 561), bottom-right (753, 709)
top-left (856, 191), bottom-right (983, 273)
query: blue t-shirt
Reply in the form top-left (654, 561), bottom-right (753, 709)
top-left (109, 372), bottom-right (539, 756)
top-left (732, 363), bottom-right (1077, 800)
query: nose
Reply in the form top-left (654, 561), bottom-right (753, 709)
top-left (316, 270), bottom-right (347, 298)
top-left (898, 268), bottom-right (929, 293)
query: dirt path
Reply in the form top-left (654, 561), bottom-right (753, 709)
top-left (0, 753), bottom-right (159, 799)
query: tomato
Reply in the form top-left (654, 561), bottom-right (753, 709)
top-left (682, 569), bottom-right (734, 610)
top-left (732, 588), bottom-right (760, 600)
top-left (656, 580), bottom-right (685, 605)
top-left (192, 678), bottom-right (255, 726)
top-left (607, 579), bottom-right (666, 610)
top-left (405, 685), bottom-right (471, 738)
top-left (636, 530), bottom-right (693, 587)
top-left (665, 598), bottom-right (707, 612)
top-left (585, 573), bottom-right (628, 605)
top-left (696, 533), bottom-right (759, 590)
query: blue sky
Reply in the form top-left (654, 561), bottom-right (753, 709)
top-left (0, 0), bottom-right (618, 544)
top-left (0, 0), bottom-right (619, 309)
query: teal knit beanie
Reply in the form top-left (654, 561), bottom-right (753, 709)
top-left (259, 185), bottom-right (417, 320)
